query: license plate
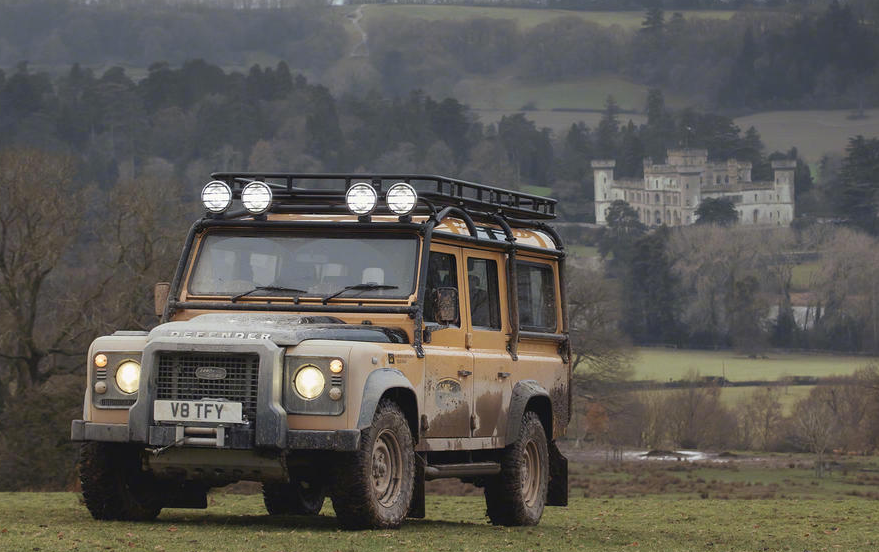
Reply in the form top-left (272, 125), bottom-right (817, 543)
top-left (154, 400), bottom-right (243, 423)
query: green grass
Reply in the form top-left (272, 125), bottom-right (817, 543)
top-left (717, 385), bottom-right (814, 415)
top-left (791, 261), bottom-right (821, 292)
top-left (647, 385), bottom-right (813, 415)
top-left (455, 74), bottom-right (681, 114)
top-left (521, 184), bottom-right (553, 196)
top-left (736, 109), bottom-right (879, 163)
top-left (568, 244), bottom-right (601, 258)
top-left (632, 347), bottom-right (876, 382)
top-left (360, 5), bottom-right (738, 31)
top-left (4, 492), bottom-right (879, 551)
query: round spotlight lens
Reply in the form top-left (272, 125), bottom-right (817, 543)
top-left (346, 183), bottom-right (377, 216)
top-left (386, 182), bottom-right (417, 215)
top-left (329, 359), bottom-right (344, 374)
top-left (201, 181), bottom-right (232, 213)
top-left (241, 181), bottom-right (273, 214)
top-left (94, 354), bottom-right (108, 368)
top-left (294, 365), bottom-right (325, 400)
top-left (115, 360), bottom-right (141, 394)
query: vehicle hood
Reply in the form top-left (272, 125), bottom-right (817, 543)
top-left (148, 313), bottom-right (408, 346)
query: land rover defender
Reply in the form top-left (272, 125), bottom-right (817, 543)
top-left (71, 173), bottom-right (570, 529)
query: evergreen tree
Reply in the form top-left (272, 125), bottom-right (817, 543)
top-left (838, 135), bottom-right (879, 232)
top-left (595, 95), bottom-right (620, 160)
top-left (695, 198), bottom-right (739, 226)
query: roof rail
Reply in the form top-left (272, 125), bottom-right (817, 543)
top-left (209, 172), bottom-right (557, 221)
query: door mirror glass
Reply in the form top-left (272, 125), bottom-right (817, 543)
top-left (154, 282), bottom-right (170, 316)
top-left (432, 287), bottom-right (459, 326)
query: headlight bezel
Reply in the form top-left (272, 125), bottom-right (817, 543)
top-left (283, 356), bottom-right (345, 416)
top-left (91, 351), bottom-right (142, 409)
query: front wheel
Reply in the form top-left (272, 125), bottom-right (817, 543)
top-left (263, 478), bottom-right (326, 516)
top-left (484, 411), bottom-right (549, 526)
top-left (79, 442), bottom-right (162, 521)
top-left (330, 401), bottom-right (415, 529)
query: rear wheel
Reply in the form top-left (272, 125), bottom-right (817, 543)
top-left (263, 478), bottom-right (326, 516)
top-left (79, 442), bottom-right (162, 521)
top-left (330, 401), bottom-right (414, 529)
top-left (484, 411), bottom-right (548, 526)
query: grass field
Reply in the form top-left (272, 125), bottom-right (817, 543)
top-left (632, 347), bottom-right (876, 382)
top-left (455, 74), bottom-right (677, 113)
top-left (736, 109), bottom-right (879, 162)
top-left (3, 491), bottom-right (879, 552)
top-left (358, 5), bottom-right (738, 31)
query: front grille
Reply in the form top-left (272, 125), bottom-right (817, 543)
top-left (156, 352), bottom-right (259, 420)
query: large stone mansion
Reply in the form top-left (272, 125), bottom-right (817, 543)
top-left (592, 149), bottom-right (796, 227)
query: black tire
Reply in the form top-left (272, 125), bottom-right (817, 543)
top-left (79, 442), bottom-right (162, 521)
top-left (484, 411), bottom-right (549, 526)
top-left (263, 478), bottom-right (326, 516)
top-left (330, 400), bottom-right (415, 529)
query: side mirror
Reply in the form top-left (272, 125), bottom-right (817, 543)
top-left (433, 287), bottom-right (459, 326)
top-left (154, 282), bottom-right (170, 316)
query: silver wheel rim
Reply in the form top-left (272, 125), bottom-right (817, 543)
top-left (522, 439), bottom-right (541, 508)
top-left (371, 428), bottom-right (403, 507)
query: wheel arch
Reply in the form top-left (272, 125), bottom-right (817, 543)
top-left (357, 368), bottom-right (419, 443)
top-left (505, 380), bottom-right (552, 446)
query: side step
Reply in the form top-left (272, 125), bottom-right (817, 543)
top-left (424, 462), bottom-right (500, 481)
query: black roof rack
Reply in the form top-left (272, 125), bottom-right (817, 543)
top-left (209, 172), bottom-right (557, 221)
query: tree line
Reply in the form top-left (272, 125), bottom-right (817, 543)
top-left (1, 58), bottom-right (804, 222)
top-left (1, 1), bottom-right (877, 111)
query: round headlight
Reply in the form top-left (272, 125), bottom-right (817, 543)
top-left (115, 360), bottom-right (141, 394)
top-left (241, 181), bottom-right (273, 214)
top-left (201, 181), bottom-right (232, 213)
top-left (294, 365), bottom-right (325, 400)
top-left (386, 182), bottom-right (417, 215)
top-left (346, 183), bottom-right (377, 216)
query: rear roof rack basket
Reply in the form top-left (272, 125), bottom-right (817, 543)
top-left (210, 172), bottom-right (557, 221)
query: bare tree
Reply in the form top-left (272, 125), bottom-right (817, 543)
top-left (793, 387), bottom-right (839, 477)
top-left (738, 386), bottom-right (783, 451)
top-left (667, 225), bottom-right (768, 350)
top-left (568, 266), bottom-right (633, 389)
top-left (0, 150), bottom-right (190, 409)
top-left (0, 150), bottom-right (85, 405)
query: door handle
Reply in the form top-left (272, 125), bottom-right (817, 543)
top-left (497, 372), bottom-right (511, 379)
top-left (458, 370), bottom-right (472, 378)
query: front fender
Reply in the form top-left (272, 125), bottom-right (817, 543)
top-left (356, 368), bottom-right (418, 431)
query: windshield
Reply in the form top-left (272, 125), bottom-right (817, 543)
top-left (188, 232), bottom-right (419, 299)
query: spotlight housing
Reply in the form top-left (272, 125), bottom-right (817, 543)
top-left (386, 182), bottom-right (418, 215)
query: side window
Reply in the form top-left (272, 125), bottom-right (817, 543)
top-left (467, 257), bottom-right (501, 330)
top-left (516, 261), bottom-right (556, 332)
top-left (424, 251), bottom-right (459, 325)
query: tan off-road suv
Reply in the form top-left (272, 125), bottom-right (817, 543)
top-left (71, 173), bottom-right (570, 529)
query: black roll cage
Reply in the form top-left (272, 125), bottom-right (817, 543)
top-left (162, 173), bottom-right (569, 362)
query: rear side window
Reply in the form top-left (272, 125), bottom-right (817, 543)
top-left (467, 258), bottom-right (501, 330)
top-left (516, 261), bottom-right (556, 332)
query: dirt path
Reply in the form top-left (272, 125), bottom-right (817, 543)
top-left (347, 5), bottom-right (368, 58)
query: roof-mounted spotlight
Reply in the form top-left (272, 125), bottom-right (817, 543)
top-left (386, 182), bottom-right (417, 216)
top-left (241, 181), bottom-right (273, 215)
top-left (201, 180), bottom-right (232, 214)
top-left (346, 182), bottom-right (377, 216)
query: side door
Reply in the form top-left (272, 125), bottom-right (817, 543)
top-left (421, 244), bottom-right (474, 439)
top-left (464, 251), bottom-right (513, 440)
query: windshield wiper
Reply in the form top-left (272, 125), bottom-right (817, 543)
top-left (231, 285), bottom-right (307, 303)
top-left (321, 283), bottom-right (399, 305)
